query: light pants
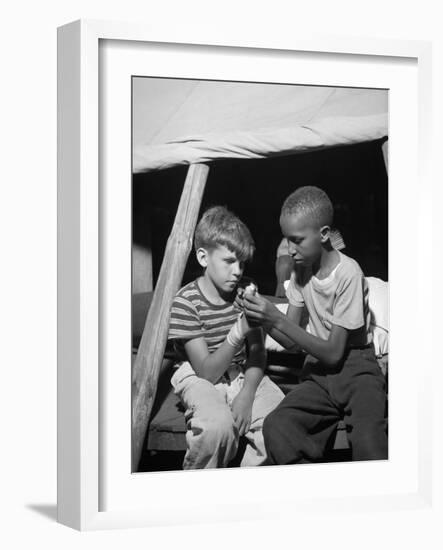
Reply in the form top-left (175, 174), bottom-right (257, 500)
top-left (171, 362), bottom-right (285, 470)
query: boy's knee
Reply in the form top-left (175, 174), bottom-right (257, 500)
top-left (200, 410), bottom-right (237, 448)
top-left (263, 408), bottom-right (310, 464)
top-left (184, 408), bottom-right (239, 468)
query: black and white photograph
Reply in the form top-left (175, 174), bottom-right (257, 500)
top-left (131, 77), bottom-right (389, 473)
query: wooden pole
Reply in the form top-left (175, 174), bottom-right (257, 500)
top-left (132, 163), bottom-right (209, 471)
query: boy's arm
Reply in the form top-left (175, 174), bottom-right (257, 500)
top-left (183, 314), bottom-right (249, 383)
top-left (271, 304), bottom-right (304, 352)
top-left (270, 315), bottom-right (348, 366)
top-left (275, 255), bottom-right (293, 297)
top-left (243, 327), bottom-right (266, 393)
top-left (231, 327), bottom-right (265, 435)
top-left (171, 292), bottom-right (249, 383)
top-left (183, 337), bottom-right (239, 383)
top-left (244, 293), bottom-right (349, 366)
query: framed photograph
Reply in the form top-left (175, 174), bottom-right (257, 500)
top-left (58, 19), bottom-right (433, 530)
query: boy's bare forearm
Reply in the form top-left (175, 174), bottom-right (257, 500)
top-left (271, 315), bottom-right (345, 365)
top-left (242, 328), bottom-right (266, 395)
top-left (267, 323), bottom-right (302, 352)
top-left (241, 365), bottom-right (264, 398)
top-left (198, 341), bottom-right (242, 383)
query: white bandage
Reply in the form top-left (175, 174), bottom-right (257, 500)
top-left (227, 282), bottom-right (257, 348)
top-left (227, 313), bottom-right (248, 348)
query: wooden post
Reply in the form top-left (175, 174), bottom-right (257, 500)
top-left (132, 163), bottom-right (209, 471)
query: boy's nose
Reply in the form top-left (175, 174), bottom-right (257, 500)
top-left (232, 262), bottom-right (242, 277)
top-left (287, 241), bottom-right (298, 257)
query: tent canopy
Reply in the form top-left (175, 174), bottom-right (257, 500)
top-left (133, 79), bottom-right (388, 173)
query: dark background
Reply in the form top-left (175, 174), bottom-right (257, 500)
top-left (133, 137), bottom-right (388, 296)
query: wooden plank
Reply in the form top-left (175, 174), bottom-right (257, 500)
top-left (131, 163), bottom-right (209, 471)
top-left (147, 430), bottom-right (187, 452)
top-left (150, 391), bottom-right (185, 432)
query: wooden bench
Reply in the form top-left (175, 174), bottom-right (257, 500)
top-left (141, 351), bottom-right (351, 464)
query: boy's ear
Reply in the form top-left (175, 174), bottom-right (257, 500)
top-left (319, 225), bottom-right (331, 244)
top-left (196, 247), bottom-right (209, 268)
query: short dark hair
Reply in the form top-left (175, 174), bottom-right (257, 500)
top-left (281, 186), bottom-right (334, 227)
top-left (194, 206), bottom-right (255, 262)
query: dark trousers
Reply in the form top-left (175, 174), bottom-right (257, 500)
top-left (263, 347), bottom-right (388, 464)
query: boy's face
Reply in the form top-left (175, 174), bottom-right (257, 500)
top-left (280, 212), bottom-right (325, 267)
top-left (197, 244), bottom-right (245, 294)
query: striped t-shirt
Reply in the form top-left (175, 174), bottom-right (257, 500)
top-left (168, 280), bottom-right (246, 376)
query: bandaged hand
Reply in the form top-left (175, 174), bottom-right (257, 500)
top-left (227, 283), bottom-right (257, 348)
top-left (226, 312), bottom-right (249, 348)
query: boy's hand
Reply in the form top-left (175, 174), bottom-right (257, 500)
top-left (231, 390), bottom-right (254, 436)
top-left (239, 311), bottom-right (251, 335)
top-left (234, 287), bottom-right (245, 311)
top-left (234, 282), bottom-right (256, 311)
top-left (243, 292), bottom-right (281, 330)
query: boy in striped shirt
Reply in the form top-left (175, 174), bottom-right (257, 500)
top-left (168, 206), bottom-right (284, 469)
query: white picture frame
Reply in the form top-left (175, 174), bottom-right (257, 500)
top-left (57, 19), bottom-right (434, 531)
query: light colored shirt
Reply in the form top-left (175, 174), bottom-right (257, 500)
top-left (286, 251), bottom-right (372, 347)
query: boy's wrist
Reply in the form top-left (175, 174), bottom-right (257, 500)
top-left (226, 328), bottom-right (245, 348)
top-left (227, 314), bottom-right (248, 348)
top-left (272, 307), bottom-right (285, 328)
top-left (273, 310), bottom-right (288, 332)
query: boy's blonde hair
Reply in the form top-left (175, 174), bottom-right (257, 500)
top-left (194, 206), bottom-right (255, 262)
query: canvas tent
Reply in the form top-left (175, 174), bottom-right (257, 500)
top-left (131, 79), bottom-right (388, 469)
top-left (133, 80), bottom-right (388, 172)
